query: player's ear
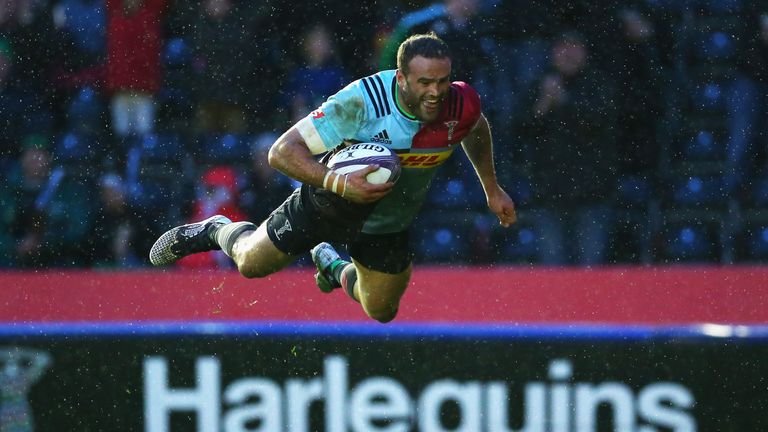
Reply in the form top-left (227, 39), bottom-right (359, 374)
top-left (395, 70), bottom-right (406, 89)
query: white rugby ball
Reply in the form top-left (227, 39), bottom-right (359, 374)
top-left (327, 143), bottom-right (401, 184)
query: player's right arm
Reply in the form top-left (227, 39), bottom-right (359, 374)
top-left (268, 85), bottom-right (393, 203)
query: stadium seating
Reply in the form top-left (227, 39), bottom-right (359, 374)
top-left (53, 131), bottom-right (97, 165)
top-left (495, 216), bottom-right (538, 264)
top-left (163, 37), bottom-right (191, 68)
top-left (197, 133), bottom-right (252, 165)
top-left (659, 217), bottom-right (721, 262)
top-left (137, 133), bottom-right (184, 164)
top-left (413, 211), bottom-right (480, 263)
top-left (682, 129), bottom-right (726, 162)
top-left (670, 174), bottom-right (726, 208)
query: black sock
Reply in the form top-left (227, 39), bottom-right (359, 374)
top-left (212, 221), bottom-right (257, 257)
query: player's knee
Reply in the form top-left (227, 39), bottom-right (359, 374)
top-left (367, 306), bottom-right (399, 323)
top-left (238, 263), bottom-right (270, 279)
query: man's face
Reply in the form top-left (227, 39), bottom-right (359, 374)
top-left (397, 55), bottom-right (451, 123)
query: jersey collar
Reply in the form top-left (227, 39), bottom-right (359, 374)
top-left (391, 76), bottom-right (419, 121)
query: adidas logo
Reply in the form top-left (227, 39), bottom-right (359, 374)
top-left (371, 130), bottom-right (391, 144)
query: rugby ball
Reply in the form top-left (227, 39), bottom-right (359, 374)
top-left (327, 143), bottom-right (401, 184)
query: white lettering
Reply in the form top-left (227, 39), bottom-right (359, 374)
top-left (141, 356), bottom-right (698, 432)
top-left (638, 383), bottom-right (696, 432)
top-left (286, 377), bottom-right (322, 432)
top-left (486, 382), bottom-right (546, 432)
top-left (223, 378), bottom-right (282, 432)
top-left (144, 356), bottom-right (220, 432)
top-left (325, 356), bottom-right (347, 432)
top-left (549, 359), bottom-right (572, 432)
top-left (350, 377), bottom-right (412, 432)
top-left (575, 383), bottom-right (635, 431)
top-left (419, 380), bottom-right (482, 432)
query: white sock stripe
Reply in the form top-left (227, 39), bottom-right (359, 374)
top-left (341, 175), bottom-right (348, 197)
top-left (323, 170), bottom-right (333, 190)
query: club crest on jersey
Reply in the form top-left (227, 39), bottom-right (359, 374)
top-left (311, 110), bottom-right (325, 119)
top-left (444, 120), bottom-right (459, 141)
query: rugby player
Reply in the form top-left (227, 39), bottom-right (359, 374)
top-left (149, 33), bottom-right (517, 322)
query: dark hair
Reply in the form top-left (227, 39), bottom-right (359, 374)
top-left (396, 32), bottom-right (451, 75)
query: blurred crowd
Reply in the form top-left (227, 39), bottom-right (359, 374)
top-left (1, 0), bottom-right (768, 269)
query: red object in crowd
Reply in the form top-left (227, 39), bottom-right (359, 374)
top-left (105, 0), bottom-right (166, 94)
top-left (178, 166), bottom-right (249, 269)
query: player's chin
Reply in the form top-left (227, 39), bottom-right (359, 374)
top-left (418, 109), bottom-right (440, 122)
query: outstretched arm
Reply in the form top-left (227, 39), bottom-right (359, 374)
top-left (460, 114), bottom-right (517, 227)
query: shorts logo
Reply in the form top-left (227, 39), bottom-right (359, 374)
top-left (274, 219), bottom-right (292, 240)
top-left (311, 110), bottom-right (325, 119)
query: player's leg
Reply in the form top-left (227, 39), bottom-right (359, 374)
top-left (148, 214), bottom-right (295, 274)
top-left (228, 222), bottom-right (295, 277)
top-left (349, 259), bottom-right (412, 323)
top-left (311, 231), bottom-right (413, 323)
top-left (149, 189), bottom-right (312, 276)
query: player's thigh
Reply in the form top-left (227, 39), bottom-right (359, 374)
top-left (348, 229), bottom-right (414, 313)
top-left (352, 257), bottom-right (412, 311)
top-left (232, 222), bottom-right (296, 278)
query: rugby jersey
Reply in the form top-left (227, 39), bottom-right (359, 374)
top-left (298, 69), bottom-right (482, 234)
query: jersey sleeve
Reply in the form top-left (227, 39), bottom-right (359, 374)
top-left (453, 81), bottom-right (482, 126)
top-left (296, 81), bottom-right (367, 154)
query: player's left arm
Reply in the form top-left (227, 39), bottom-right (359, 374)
top-left (461, 114), bottom-right (517, 227)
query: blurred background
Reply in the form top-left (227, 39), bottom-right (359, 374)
top-left (2, 0), bottom-right (768, 269)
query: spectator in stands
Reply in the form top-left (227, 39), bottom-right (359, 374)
top-left (189, 0), bottom-right (281, 133)
top-left (3, 137), bottom-right (54, 267)
top-left (609, 7), bottom-right (664, 185)
top-left (521, 31), bottom-right (619, 265)
top-left (85, 173), bottom-right (154, 267)
top-left (283, 23), bottom-right (349, 123)
top-left (50, 0), bottom-right (105, 89)
top-left (177, 165), bottom-right (248, 268)
top-left (11, 135), bottom-right (98, 267)
top-left (2, 0), bottom-right (60, 111)
top-left (239, 133), bottom-right (297, 225)
top-left (726, 5), bottom-right (768, 197)
top-left (105, 0), bottom-right (167, 138)
top-left (0, 37), bottom-right (50, 159)
top-left (378, 0), bottom-right (487, 84)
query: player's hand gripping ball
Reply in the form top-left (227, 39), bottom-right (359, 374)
top-left (327, 143), bottom-right (401, 184)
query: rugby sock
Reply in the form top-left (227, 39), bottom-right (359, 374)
top-left (212, 221), bottom-right (257, 257)
top-left (338, 264), bottom-right (359, 303)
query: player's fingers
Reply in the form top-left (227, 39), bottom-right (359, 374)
top-left (359, 164), bottom-right (381, 175)
top-left (499, 208), bottom-right (516, 227)
top-left (367, 181), bottom-right (394, 191)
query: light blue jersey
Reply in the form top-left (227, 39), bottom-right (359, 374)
top-left (297, 70), bottom-right (482, 233)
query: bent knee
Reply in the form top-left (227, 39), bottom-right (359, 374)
top-left (366, 306), bottom-right (399, 323)
top-left (238, 264), bottom-right (271, 279)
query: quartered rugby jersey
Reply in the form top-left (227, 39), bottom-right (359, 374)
top-left (298, 69), bottom-right (482, 234)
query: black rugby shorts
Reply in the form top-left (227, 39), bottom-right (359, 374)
top-left (266, 187), bottom-right (413, 274)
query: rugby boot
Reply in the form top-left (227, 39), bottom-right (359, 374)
top-left (149, 215), bottom-right (232, 266)
top-left (311, 242), bottom-right (344, 293)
